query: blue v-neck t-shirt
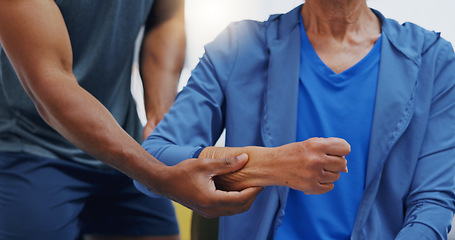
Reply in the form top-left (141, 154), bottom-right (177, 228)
top-left (275, 17), bottom-right (382, 240)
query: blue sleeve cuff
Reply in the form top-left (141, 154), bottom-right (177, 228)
top-left (142, 141), bottom-right (204, 166)
top-left (133, 146), bottom-right (204, 199)
top-left (193, 147), bottom-right (205, 158)
top-left (395, 222), bottom-right (441, 240)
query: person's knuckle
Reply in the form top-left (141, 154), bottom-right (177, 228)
top-left (310, 158), bottom-right (326, 171)
top-left (319, 169), bottom-right (328, 179)
top-left (197, 158), bottom-right (212, 170)
top-left (306, 137), bottom-right (321, 149)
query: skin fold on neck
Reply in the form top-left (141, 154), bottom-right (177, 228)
top-left (301, 0), bottom-right (381, 74)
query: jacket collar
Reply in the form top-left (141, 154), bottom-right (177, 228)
top-left (373, 9), bottom-right (440, 66)
top-left (363, 9), bottom-right (424, 187)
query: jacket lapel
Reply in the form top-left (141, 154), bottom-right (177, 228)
top-left (364, 36), bottom-right (419, 188)
top-left (353, 10), bottom-right (421, 237)
top-left (261, 6), bottom-right (301, 148)
top-left (364, 10), bottom-right (422, 189)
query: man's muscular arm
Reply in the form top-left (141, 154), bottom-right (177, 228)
top-left (201, 137), bottom-right (350, 195)
top-left (140, 0), bottom-right (186, 139)
top-left (0, 0), bottom-right (260, 218)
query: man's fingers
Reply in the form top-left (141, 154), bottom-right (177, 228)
top-left (324, 137), bottom-right (351, 156)
top-left (323, 154), bottom-right (348, 173)
top-left (214, 186), bottom-right (262, 206)
top-left (202, 186), bottom-right (263, 217)
top-left (304, 182), bottom-right (334, 195)
top-left (205, 153), bottom-right (249, 176)
top-left (316, 183), bottom-right (335, 194)
top-left (319, 170), bottom-right (341, 184)
top-left (232, 186), bottom-right (263, 205)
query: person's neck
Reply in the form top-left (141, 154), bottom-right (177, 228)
top-left (301, 0), bottom-right (380, 40)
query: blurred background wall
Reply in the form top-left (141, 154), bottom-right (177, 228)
top-left (179, 0), bottom-right (455, 93)
top-left (132, 1), bottom-right (455, 239)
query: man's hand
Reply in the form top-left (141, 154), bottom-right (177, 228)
top-left (204, 137), bottom-right (350, 195)
top-left (144, 154), bottom-right (263, 218)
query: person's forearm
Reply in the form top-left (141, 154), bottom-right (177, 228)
top-left (0, 0), bottom-right (263, 218)
top-left (36, 76), bottom-right (167, 181)
top-left (200, 146), bottom-right (278, 190)
top-left (0, 0), bottom-right (168, 189)
top-left (140, 0), bottom-right (186, 138)
top-left (140, 28), bottom-right (184, 121)
top-left (201, 138), bottom-right (350, 195)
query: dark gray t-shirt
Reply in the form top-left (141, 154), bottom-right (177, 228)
top-left (0, 0), bottom-right (155, 168)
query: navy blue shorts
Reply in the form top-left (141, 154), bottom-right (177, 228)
top-left (0, 152), bottom-right (179, 240)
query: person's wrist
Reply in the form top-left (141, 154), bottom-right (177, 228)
top-left (144, 163), bottom-right (171, 194)
top-left (247, 147), bottom-right (280, 187)
top-left (128, 152), bottom-right (171, 195)
top-left (198, 146), bottom-right (219, 159)
top-left (199, 146), bottom-right (279, 188)
top-left (220, 146), bottom-right (277, 188)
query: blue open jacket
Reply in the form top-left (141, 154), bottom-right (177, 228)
top-left (138, 5), bottom-right (455, 240)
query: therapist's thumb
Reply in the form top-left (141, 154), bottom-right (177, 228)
top-left (209, 153), bottom-right (248, 176)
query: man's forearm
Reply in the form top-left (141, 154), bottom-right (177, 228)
top-left (24, 70), bottom-right (168, 188)
top-left (140, 0), bottom-right (186, 138)
top-left (200, 146), bottom-right (278, 190)
top-left (0, 0), bottom-right (262, 218)
top-left (201, 138), bottom-right (350, 195)
top-left (140, 28), bottom-right (184, 120)
top-left (0, 0), bottom-right (168, 189)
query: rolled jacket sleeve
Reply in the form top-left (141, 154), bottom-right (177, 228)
top-left (397, 39), bottom-right (455, 239)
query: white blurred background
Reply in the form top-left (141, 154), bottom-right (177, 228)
top-left (134, 0), bottom-right (455, 114)
top-left (134, 0), bottom-right (455, 118)
top-left (132, 1), bottom-right (455, 239)
top-left (180, 0), bottom-right (455, 92)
